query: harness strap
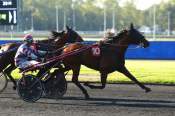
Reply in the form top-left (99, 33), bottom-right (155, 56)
top-left (103, 43), bottom-right (142, 50)
top-left (22, 44), bottom-right (97, 73)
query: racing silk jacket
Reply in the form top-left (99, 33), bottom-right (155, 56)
top-left (14, 43), bottom-right (47, 68)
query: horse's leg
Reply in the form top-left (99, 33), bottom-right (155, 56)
top-left (119, 66), bottom-right (151, 92)
top-left (72, 66), bottom-right (90, 99)
top-left (4, 64), bottom-right (17, 90)
top-left (84, 73), bottom-right (107, 89)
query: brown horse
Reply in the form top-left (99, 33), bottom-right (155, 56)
top-left (0, 42), bottom-right (22, 89)
top-left (0, 26), bottom-right (83, 90)
top-left (0, 37), bottom-right (63, 90)
top-left (59, 23), bottom-right (151, 99)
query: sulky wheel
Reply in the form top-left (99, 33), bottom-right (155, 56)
top-left (44, 71), bottom-right (67, 99)
top-left (54, 72), bottom-right (67, 98)
top-left (0, 72), bottom-right (8, 94)
top-left (17, 75), bottom-right (43, 102)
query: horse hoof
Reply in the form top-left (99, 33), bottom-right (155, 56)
top-left (85, 95), bottom-right (90, 99)
top-left (84, 82), bottom-right (89, 86)
top-left (13, 86), bottom-right (16, 90)
top-left (145, 88), bottom-right (151, 93)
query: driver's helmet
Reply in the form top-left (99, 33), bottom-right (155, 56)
top-left (24, 34), bottom-right (33, 43)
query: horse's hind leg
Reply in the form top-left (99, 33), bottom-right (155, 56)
top-left (84, 73), bottom-right (107, 89)
top-left (4, 64), bottom-right (17, 90)
top-left (72, 66), bottom-right (90, 99)
top-left (119, 66), bottom-right (151, 92)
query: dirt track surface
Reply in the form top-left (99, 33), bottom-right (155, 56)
top-left (0, 82), bottom-right (175, 116)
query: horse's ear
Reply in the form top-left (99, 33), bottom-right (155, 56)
top-left (130, 23), bottom-right (134, 29)
top-left (61, 30), bottom-right (65, 34)
top-left (60, 30), bottom-right (65, 36)
top-left (51, 31), bottom-right (58, 36)
top-left (66, 25), bottom-right (70, 30)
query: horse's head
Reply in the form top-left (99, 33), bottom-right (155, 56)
top-left (49, 26), bottom-right (83, 48)
top-left (113, 23), bottom-right (149, 48)
top-left (36, 30), bottom-right (65, 46)
top-left (49, 30), bottom-right (68, 48)
top-left (65, 26), bottom-right (83, 43)
top-left (50, 30), bottom-right (65, 42)
top-left (127, 23), bottom-right (149, 48)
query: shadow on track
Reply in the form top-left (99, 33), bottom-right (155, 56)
top-left (0, 88), bottom-right (174, 109)
top-left (38, 96), bottom-right (175, 108)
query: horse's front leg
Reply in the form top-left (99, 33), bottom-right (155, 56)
top-left (4, 64), bottom-right (17, 90)
top-left (72, 66), bottom-right (90, 99)
top-left (84, 73), bottom-right (107, 89)
top-left (119, 66), bottom-right (151, 92)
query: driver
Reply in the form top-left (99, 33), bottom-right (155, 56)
top-left (15, 34), bottom-right (49, 70)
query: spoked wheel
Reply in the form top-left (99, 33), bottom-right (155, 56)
top-left (17, 75), bottom-right (43, 102)
top-left (44, 72), bottom-right (67, 99)
top-left (0, 72), bottom-right (8, 93)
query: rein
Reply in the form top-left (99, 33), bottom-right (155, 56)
top-left (103, 42), bottom-right (144, 50)
top-left (22, 44), bottom-right (94, 73)
top-left (49, 45), bottom-right (67, 54)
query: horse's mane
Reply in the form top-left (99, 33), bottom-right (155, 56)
top-left (50, 30), bottom-right (65, 39)
top-left (50, 31), bottom-right (60, 38)
top-left (104, 29), bottom-right (128, 44)
top-left (115, 29), bottom-right (128, 39)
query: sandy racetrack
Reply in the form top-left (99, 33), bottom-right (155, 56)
top-left (0, 82), bottom-right (175, 116)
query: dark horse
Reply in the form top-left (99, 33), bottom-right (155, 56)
top-left (0, 26), bottom-right (83, 90)
top-left (60, 24), bottom-right (151, 99)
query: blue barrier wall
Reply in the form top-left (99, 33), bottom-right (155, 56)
top-left (0, 40), bottom-right (21, 44)
top-left (0, 40), bottom-right (175, 59)
top-left (83, 41), bottom-right (175, 59)
top-left (125, 41), bottom-right (175, 59)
